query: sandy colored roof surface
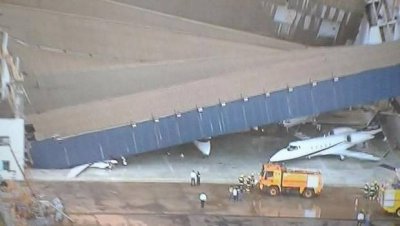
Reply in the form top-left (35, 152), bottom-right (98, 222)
top-left (0, 0), bottom-right (399, 139)
top-left (28, 41), bottom-right (400, 139)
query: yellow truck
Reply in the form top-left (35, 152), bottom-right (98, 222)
top-left (258, 163), bottom-right (323, 198)
top-left (379, 184), bottom-right (400, 216)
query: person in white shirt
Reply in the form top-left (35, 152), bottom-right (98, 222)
top-left (233, 187), bottom-right (238, 202)
top-left (199, 192), bottom-right (207, 208)
top-left (356, 210), bottom-right (365, 226)
top-left (190, 170), bottom-right (196, 186)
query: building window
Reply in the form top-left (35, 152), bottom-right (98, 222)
top-left (2, 161), bottom-right (10, 171)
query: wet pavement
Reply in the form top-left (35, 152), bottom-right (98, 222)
top-left (28, 181), bottom-right (400, 226)
top-left (23, 108), bottom-right (400, 225)
top-left (64, 214), bottom-right (400, 226)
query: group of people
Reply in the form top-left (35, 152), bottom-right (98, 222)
top-left (227, 173), bottom-right (257, 202)
top-left (363, 181), bottom-right (380, 200)
top-left (238, 173), bottom-right (256, 192)
top-left (190, 170), bottom-right (206, 208)
top-left (190, 170), bottom-right (201, 186)
top-left (228, 185), bottom-right (243, 202)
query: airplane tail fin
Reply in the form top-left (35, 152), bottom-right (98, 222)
top-left (361, 111), bottom-right (384, 136)
top-left (365, 110), bottom-right (380, 129)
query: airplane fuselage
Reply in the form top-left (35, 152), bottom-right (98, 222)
top-left (269, 128), bottom-right (380, 162)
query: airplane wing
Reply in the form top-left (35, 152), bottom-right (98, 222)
top-left (67, 163), bottom-right (91, 178)
top-left (90, 162), bottom-right (112, 169)
top-left (293, 131), bottom-right (311, 140)
top-left (67, 160), bottom-right (117, 178)
top-left (338, 149), bottom-right (380, 161)
top-left (308, 142), bottom-right (380, 161)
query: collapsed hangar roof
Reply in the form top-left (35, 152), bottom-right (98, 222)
top-left (0, 0), bottom-right (399, 139)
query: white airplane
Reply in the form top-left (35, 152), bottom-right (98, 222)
top-left (269, 127), bottom-right (382, 162)
top-left (67, 159), bottom-right (119, 178)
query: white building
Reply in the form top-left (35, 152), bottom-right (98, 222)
top-left (0, 118), bottom-right (24, 181)
top-left (355, 0), bottom-right (400, 45)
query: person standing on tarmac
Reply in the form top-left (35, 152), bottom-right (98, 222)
top-left (228, 186), bottom-right (233, 200)
top-left (356, 210), bottom-right (365, 226)
top-left (250, 173), bottom-right (256, 188)
top-left (199, 192), bottom-right (207, 208)
top-left (238, 186), bottom-right (244, 201)
top-left (190, 170), bottom-right (196, 186)
top-left (196, 171), bottom-right (201, 186)
top-left (232, 187), bottom-right (238, 202)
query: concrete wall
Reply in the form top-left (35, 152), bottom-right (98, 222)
top-left (0, 118), bottom-right (24, 180)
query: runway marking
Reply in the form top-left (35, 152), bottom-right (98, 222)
top-left (163, 155), bottom-right (175, 173)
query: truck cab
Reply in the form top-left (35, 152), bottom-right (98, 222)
top-left (260, 164), bottom-right (282, 187)
top-left (379, 175), bottom-right (400, 216)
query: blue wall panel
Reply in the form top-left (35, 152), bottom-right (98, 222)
top-left (31, 65), bottom-right (400, 168)
top-left (156, 116), bottom-right (181, 148)
top-left (198, 105), bottom-right (224, 137)
top-left (132, 121), bottom-right (158, 154)
top-left (220, 100), bottom-right (247, 133)
top-left (310, 80), bottom-right (336, 113)
top-left (31, 140), bottom-right (67, 168)
top-left (287, 85), bottom-right (314, 118)
top-left (63, 134), bottom-right (102, 166)
top-left (266, 90), bottom-right (290, 123)
top-left (177, 111), bottom-right (202, 143)
top-left (243, 96), bottom-right (267, 128)
top-left (97, 126), bottom-right (134, 158)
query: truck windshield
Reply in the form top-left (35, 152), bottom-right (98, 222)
top-left (265, 171), bottom-right (273, 179)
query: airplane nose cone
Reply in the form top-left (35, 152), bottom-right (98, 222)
top-left (269, 153), bottom-right (281, 162)
top-left (270, 149), bottom-right (288, 162)
top-left (269, 155), bottom-right (278, 162)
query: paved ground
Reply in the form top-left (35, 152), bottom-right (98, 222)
top-left (65, 215), bottom-right (400, 226)
top-left (3, 108), bottom-right (398, 226)
top-left (24, 182), bottom-right (400, 226)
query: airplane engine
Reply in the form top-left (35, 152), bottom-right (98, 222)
top-left (330, 127), bottom-right (356, 135)
top-left (346, 133), bottom-right (374, 143)
top-left (193, 138), bottom-right (211, 156)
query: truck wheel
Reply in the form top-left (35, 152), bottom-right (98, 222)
top-left (396, 208), bottom-right (400, 217)
top-left (269, 186), bottom-right (280, 196)
top-left (303, 188), bottom-right (315, 198)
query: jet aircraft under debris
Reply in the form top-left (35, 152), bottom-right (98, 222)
top-left (270, 127), bottom-right (382, 162)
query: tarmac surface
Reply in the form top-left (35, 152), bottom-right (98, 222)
top-left (23, 108), bottom-right (400, 225)
top-left (26, 182), bottom-right (400, 226)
